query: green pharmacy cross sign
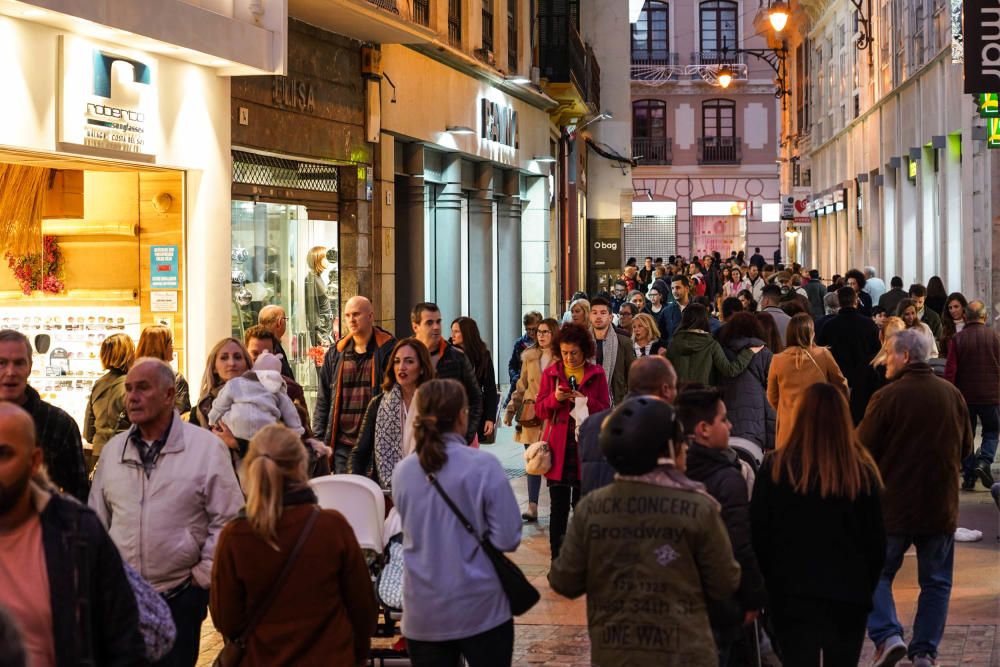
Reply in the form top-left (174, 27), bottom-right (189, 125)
top-left (979, 94), bottom-right (1000, 148)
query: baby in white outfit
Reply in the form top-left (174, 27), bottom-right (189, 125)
top-left (208, 351), bottom-right (304, 441)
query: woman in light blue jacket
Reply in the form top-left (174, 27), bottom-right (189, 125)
top-left (392, 379), bottom-right (522, 667)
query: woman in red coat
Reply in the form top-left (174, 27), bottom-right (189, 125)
top-left (535, 322), bottom-right (611, 560)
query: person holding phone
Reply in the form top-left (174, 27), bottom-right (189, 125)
top-left (534, 323), bottom-right (611, 560)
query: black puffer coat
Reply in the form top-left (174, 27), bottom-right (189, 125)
top-left (718, 336), bottom-right (776, 450)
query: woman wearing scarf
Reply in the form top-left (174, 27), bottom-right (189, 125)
top-left (351, 338), bottom-right (435, 488)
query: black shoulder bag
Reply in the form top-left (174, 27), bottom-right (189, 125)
top-left (427, 474), bottom-right (539, 616)
top-left (213, 507), bottom-right (320, 667)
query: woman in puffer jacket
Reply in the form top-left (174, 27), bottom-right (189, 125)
top-left (716, 312), bottom-right (776, 450)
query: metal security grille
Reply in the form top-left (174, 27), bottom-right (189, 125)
top-left (625, 215), bottom-right (677, 261)
top-left (232, 150), bottom-right (339, 193)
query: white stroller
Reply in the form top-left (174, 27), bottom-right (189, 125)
top-left (309, 475), bottom-right (408, 666)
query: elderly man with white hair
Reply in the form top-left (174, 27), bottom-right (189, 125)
top-left (863, 266), bottom-right (887, 305)
top-left (857, 329), bottom-right (973, 667)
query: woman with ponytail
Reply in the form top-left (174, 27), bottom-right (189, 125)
top-left (210, 424), bottom-right (376, 665)
top-left (392, 379), bottom-right (522, 667)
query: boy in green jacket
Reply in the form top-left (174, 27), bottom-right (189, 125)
top-left (548, 395), bottom-right (742, 667)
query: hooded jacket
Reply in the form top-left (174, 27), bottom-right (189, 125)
top-left (666, 330), bottom-right (753, 386)
top-left (313, 327), bottom-right (397, 447)
top-left (718, 336), bottom-right (775, 449)
top-left (685, 443), bottom-right (767, 638)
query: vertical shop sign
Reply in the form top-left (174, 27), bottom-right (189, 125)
top-left (150, 245), bottom-right (179, 289)
top-left (964, 0), bottom-right (1000, 92)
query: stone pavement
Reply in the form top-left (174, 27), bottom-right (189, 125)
top-left (197, 427), bottom-right (1000, 666)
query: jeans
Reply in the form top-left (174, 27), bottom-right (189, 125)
top-left (333, 443), bottom-right (352, 474)
top-left (155, 583), bottom-right (209, 667)
top-left (548, 483), bottom-right (580, 560)
top-left (867, 534), bottom-right (954, 659)
top-left (772, 597), bottom-right (868, 667)
top-left (407, 619), bottom-right (514, 667)
top-left (962, 404), bottom-right (1000, 477)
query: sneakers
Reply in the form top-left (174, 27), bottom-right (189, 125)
top-left (911, 653), bottom-right (936, 667)
top-left (872, 635), bottom-right (906, 667)
top-left (975, 460), bottom-right (995, 488)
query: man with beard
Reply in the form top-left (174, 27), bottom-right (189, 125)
top-left (0, 403), bottom-right (144, 666)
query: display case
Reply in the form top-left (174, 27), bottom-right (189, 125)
top-left (0, 306), bottom-right (141, 440)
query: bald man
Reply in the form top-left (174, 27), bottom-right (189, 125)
top-left (579, 356), bottom-right (679, 496)
top-left (258, 304), bottom-right (295, 380)
top-left (314, 296), bottom-right (397, 473)
top-left (0, 404), bottom-right (145, 665)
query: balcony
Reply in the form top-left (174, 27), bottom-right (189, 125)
top-left (698, 136), bottom-right (742, 165)
top-left (290, 0), bottom-right (435, 45)
top-left (539, 3), bottom-right (600, 121)
top-left (631, 53), bottom-right (682, 82)
top-left (633, 137), bottom-right (673, 165)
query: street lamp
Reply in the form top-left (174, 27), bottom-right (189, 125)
top-left (768, 1), bottom-right (790, 32)
top-left (717, 65), bottom-right (734, 89)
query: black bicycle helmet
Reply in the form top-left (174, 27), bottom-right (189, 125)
top-left (599, 396), bottom-right (680, 475)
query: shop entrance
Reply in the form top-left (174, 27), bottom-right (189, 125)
top-left (691, 200), bottom-right (747, 258)
top-left (0, 149), bottom-right (185, 439)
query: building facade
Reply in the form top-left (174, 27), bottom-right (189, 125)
top-left (784, 0), bottom-right (995, 301)
top-left (629, 0), bottom-right (783, 266)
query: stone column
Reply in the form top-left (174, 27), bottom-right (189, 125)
top-left (467, 163), bottom-right (495, 333)
top-left (338, 164), bottom-right (373, 312)
top-left (432, 153), bottom-right (464, 321)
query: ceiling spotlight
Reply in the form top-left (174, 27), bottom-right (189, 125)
top-left (532, 155), bottom-right (557, 163)
top-left (505, 74), bottom-right (532, 84)
top-left (768, 1), bottom-right (790, 32)
top-left (446, 125), bottom-right (475, 135)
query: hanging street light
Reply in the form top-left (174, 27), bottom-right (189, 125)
top-left (768, 0), bottom-right (790, 32)
top-left (717, 65), bottom-right (734, 89)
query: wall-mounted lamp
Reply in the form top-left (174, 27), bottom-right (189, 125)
top-left (446, 125), bottom-right (475, 135)
top-left (851, 0), bottom-right (874, 49)
top-left (768, 0), bottom-right (790, 32)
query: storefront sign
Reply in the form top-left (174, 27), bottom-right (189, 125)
top-left (963, 0), bottom-right (1000, 92)
top-left (59, 36), bottom-right (158, 157)
top-left (481, 99), bottom-right (519, 149)
top-left (792, 190), bottom-right (811, 224)
top-left (150, 291), bottom-right (178, 313)
top-left (150, 245), bottom-right (179, 289)
top-left (591, 239), bottom-right (621, 268)
top-left (989, 117), bottom-right (1000, 148)
top-left (272, 76), bottom-right (316, 113)
top-left (980, 92), bottom-right (1000, 115)
top-left (780, 194), bottom-right (795, 220)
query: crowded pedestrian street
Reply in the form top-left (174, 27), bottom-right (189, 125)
top-left (1, 0), bottom-right (999, 666)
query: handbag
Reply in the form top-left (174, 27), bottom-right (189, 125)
top-left (213, 507), bottom-right (320, 667)
top-left (523, 441), bottom-right (552, 475)
top-left (516, 399), bottom-right (542, 428)
top-left (427, 474), bottom-right (540, 616)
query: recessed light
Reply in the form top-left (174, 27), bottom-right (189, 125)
top-left (532, 155), bottom-right (557, 163)
top-left (211, 59), bottom-right (229, 67)
top-left (21, 9), bottom-right (44, 17)
top-left (446, 125), bottom-right (475, 135)
top-left (505, 74), bottom-right (532, 84)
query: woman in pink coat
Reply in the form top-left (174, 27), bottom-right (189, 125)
top-left (535, 322), bottom-right (611, 560)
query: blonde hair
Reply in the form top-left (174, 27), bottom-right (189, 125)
top-left (569, 299), bottom-right (591, 326)
top-left (242, 424), bottom-right (309, 549)
top-left (200, 337), bottom-right (251, 398)
top-left (631, 313), bottom-right (661, 342)
top-left (135, 326), bottom-right (173, 362)
top-left (100, 333), bottom-right (135, 373)
top-left (872, 316), bottom-right (905, 367)
top-left (307, 246), bottom-right (327, 274)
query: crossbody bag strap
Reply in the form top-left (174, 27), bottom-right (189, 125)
top-left (233, 506), bottom-right (320, 647)
top-left (427, 474), bottom-right (486, 548)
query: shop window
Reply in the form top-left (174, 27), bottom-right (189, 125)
top-left (631, 1), bottom-right (670, 64)
top-left (230, 202), bottom-right (339, 405)
top-left (699, 0), bottom-right (738, 56)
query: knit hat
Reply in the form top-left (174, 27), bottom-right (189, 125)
top-left (253, 351), bottom-right (282, 374)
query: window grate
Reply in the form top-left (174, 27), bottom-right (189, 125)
top-left (232, 150), bottom-right (339, 193)
top-left (626, 216), bottom-right (677, 261)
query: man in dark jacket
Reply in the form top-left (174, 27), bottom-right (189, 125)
top-left (678, 388), bottom-right (766, 664)
top-left (0, 403), bottom-right (145, 666)
top-left (749, 247), bottom-right (766, 272)
top-left (662, 274), bottom-right (692, 343)
top-left (411, 302), bottom-right (483, 442)
top-left (858, 329), bottom-right (973, 666)
top-left (878, 276), bottom-right (907, 315)
top-left (703, 256), bottom-right (723, 302)
top-left (816, 287), bottom-right (882, 424)
top-left (909, 284), bottom-right (943, 339)
top-left (803, 269), bottom-right (827, 319)
top-left (313, 296), bottom-right (396, 472)
top-left (0, 330), bottom-right (88, 502)
top-left (944, 300), bottom-right (1000, 490)
top-left (579, 356), bottom-right (677, 496)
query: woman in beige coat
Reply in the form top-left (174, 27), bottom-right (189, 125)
top-left (503, 317), bottom-right (559, 521)
top-left (767, 313), bottom-right (849, 449)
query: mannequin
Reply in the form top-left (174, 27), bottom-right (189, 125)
top-left (304, 246), bottom-right (334, 346)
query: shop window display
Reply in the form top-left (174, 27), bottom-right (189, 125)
top-left (230, 201), bottom-right (339, 406)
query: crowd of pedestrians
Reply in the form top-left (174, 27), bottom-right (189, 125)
top-left (0, 251), bottom-right (994, 667)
